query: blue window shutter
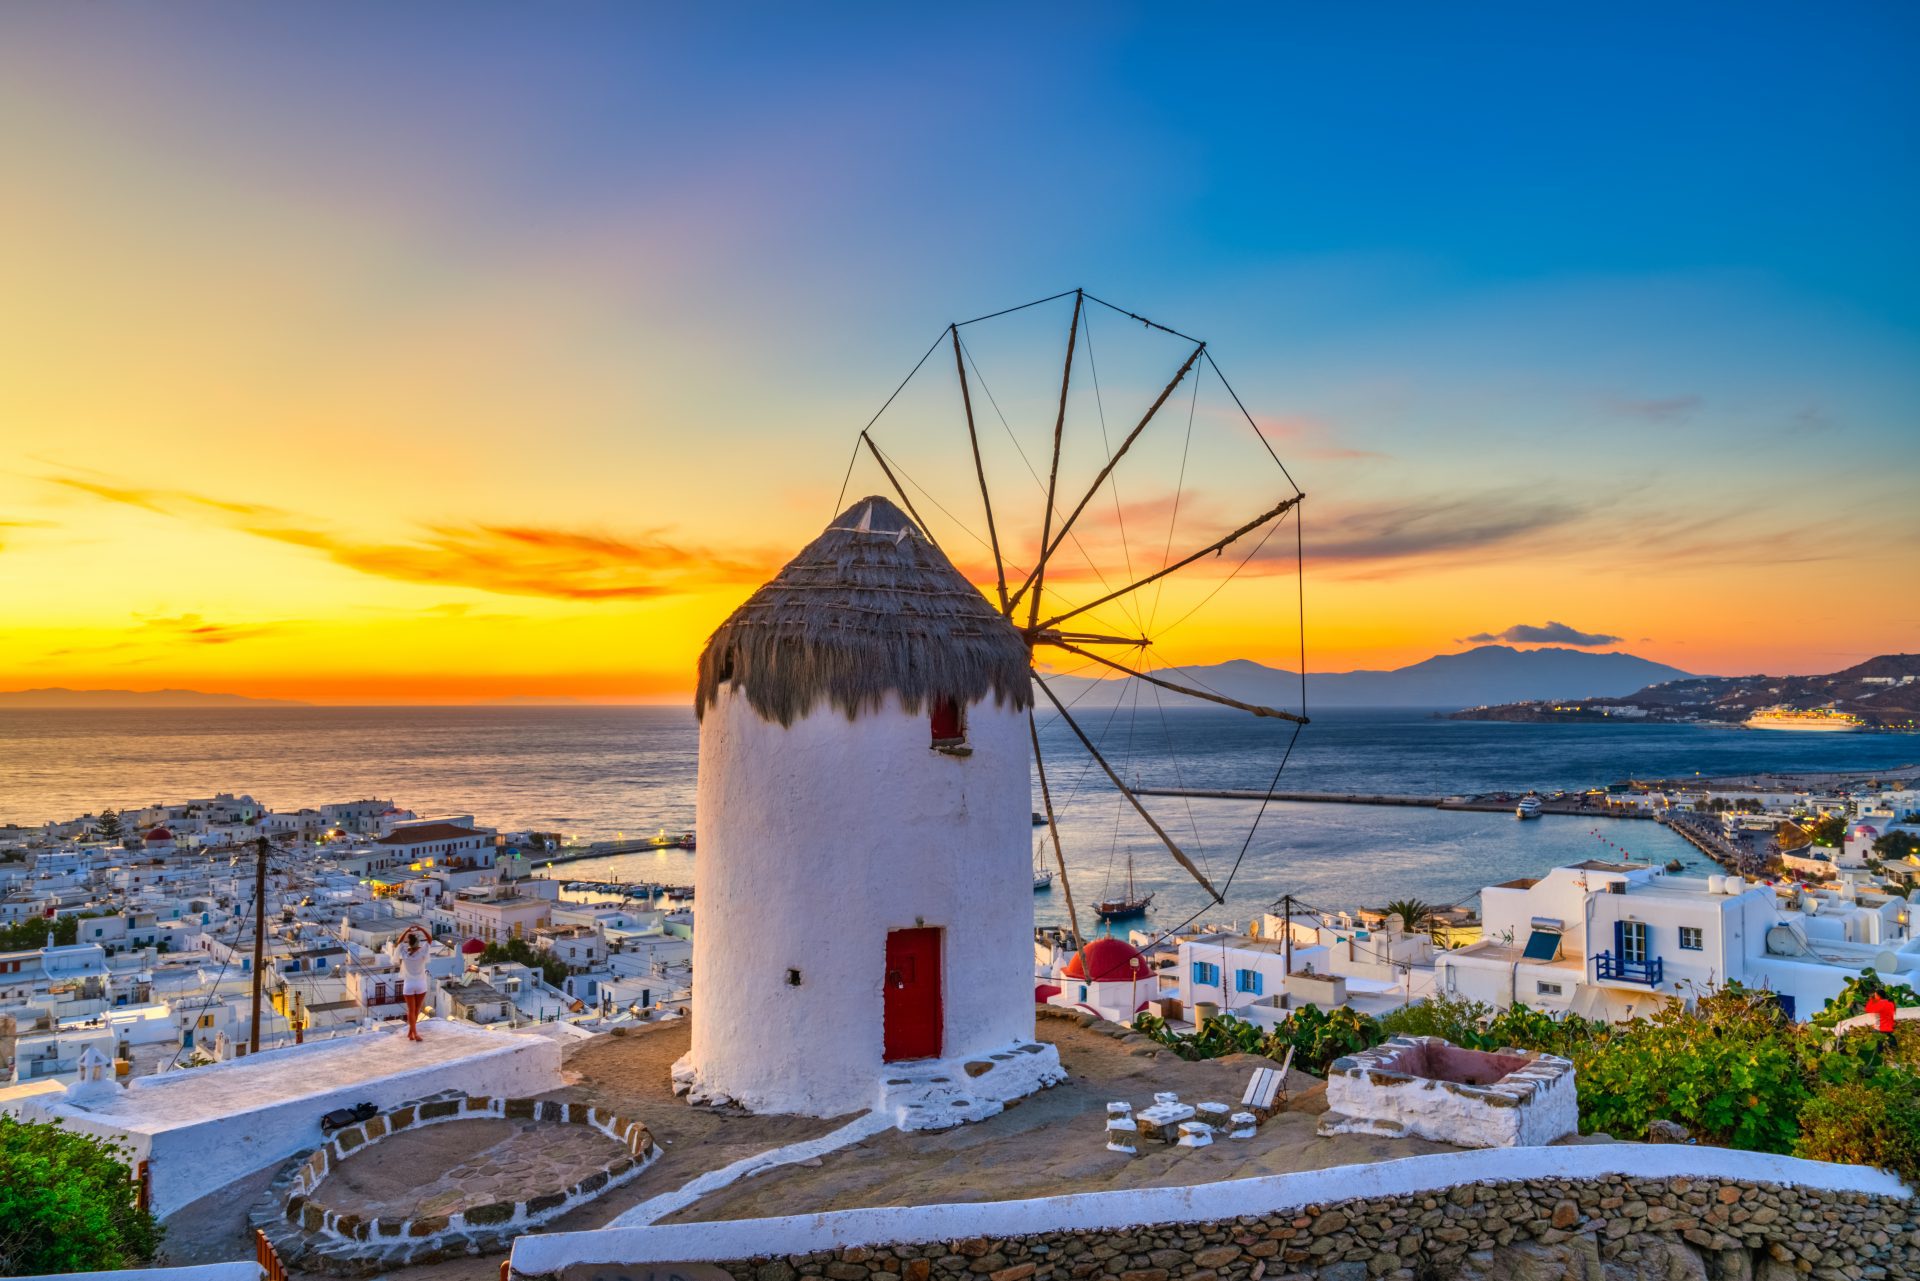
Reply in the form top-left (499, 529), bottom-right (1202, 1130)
top-left (1252, 971), bottom-right (1263, 996)
top-left (1191, 962), bottom-right (1203, 985)
top-left (1613, 919), bottom-right (1624, 956)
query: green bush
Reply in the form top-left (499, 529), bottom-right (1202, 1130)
top-left (1795, 1072), bottom-right (1920, 1182)
top-left (1379, 992), bottom-right (1492, 1044)
top-left (1571, 987), bottom-right (1807, 1151)
top-left (1265, 1004), bottom-right (1384, 1074)
top-left (0, 1116), bottom-right (161, 1274)
top-left (477, 938), bottom-right (568, 989)
top-left (1131, 1005), bottom-right (1385, 1073)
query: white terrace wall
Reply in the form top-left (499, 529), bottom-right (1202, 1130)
top-left (507, 1146), bottom-right (1916, 1281)
top-left (26, 1022), bottom-right (561, 1218)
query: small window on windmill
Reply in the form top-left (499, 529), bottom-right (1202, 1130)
top-left (930, 697), bottom-right (969, 753)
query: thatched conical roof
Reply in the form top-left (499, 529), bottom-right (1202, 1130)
top-left (696, 496), bottom-right (1033, 726)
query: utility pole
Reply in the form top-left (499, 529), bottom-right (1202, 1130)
top-left (1281, 894), bottom-right (1293, 986)
top-left (249, 836), bottom-right (268, 1054)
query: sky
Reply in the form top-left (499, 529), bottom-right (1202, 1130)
top-left (2, 4), bottom-right (1916, 703)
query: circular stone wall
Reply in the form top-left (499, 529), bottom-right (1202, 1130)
top-left (251, 1094), bottom-right (655, 1275)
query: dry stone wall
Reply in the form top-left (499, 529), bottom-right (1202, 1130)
top-left (516, 1166), bottom-right (1917, 1281)
top-left (701, 1177), bottom-right (1910, 1281)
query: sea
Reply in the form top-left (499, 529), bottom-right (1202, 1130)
top-left (3, 706), bottom-right (1913, 934)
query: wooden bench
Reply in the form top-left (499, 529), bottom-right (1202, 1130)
top-left (1242, 1045), bottom-right (1294, 1122)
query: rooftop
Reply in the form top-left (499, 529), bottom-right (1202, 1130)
top-left (375, 823), bottom-right (486, 845)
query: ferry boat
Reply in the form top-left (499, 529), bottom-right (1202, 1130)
top-left (1515, 794), bottom-right (1543, 820)
top-left (1093, 854), bottom-right (1153, 920)
top-left (1744, 706), bottom-right (1863, 732)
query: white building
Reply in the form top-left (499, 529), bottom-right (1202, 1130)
top-left (1439, 859), bottom-right (1919, 1022)
top-left (681, 497), bottom-right (1059, 1119)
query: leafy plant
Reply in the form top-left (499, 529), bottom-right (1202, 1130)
top-left (1267, 1004), bottom-right (1385, 1074)
top-left (477, 937), bottom-right (568, 988)
top-left (1382, 898), bottom-right (1435, 935)
top-left (0, 1117), bottom-right (161, 1274)
top-left (1379, 992), bottom-right (1493, 1045)
top-left (1809, 969), bottom-right (1920, 1030)
top-left (1572, 986), bottom-right (1806, 1151)
top-left (1795, 1072), bottom-right (1920, 1182)
top-left (1805, 812), bottom-right (1848, 848)
top-left (1874, 830), bottom-right (1920, 861)
top-left (0, 913), bottom-right (88, 952)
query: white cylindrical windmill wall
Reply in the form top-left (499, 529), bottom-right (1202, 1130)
top-left (686, 496), bottom-right (1037, 1118)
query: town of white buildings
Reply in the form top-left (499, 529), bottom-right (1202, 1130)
top-left (0, 795), bottom-right (692, 1092)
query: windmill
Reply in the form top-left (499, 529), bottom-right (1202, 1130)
top-left (837, 289), bottom-right (1310, 960)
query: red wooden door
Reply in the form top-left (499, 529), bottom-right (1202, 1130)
top-left (883, 927), bottom-right (943, 1062)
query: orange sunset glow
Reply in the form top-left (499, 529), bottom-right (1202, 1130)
top-left (3, 10), bottom-right (1915, 705)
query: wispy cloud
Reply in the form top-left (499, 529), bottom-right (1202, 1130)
top-left (1297, 493), bottom-right (1593, 577)
top-left (1253, 414), bottom-right (1387, 461)
top-left (0, 517), bottom-right (56, 552)
top-left (41, 612), bottom-right (296, 660)
top-left (45, 474), bottom-right (779, 601)
top-left (1605, 394), bottom-right (1702, 422)
top-left (1461, 621), bottom-right (1625, 647)
top-left (1787, 404), bottom-right (1838, 437)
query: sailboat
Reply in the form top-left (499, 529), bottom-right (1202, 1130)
top-left (1031, 836), bottom-right (1056, 891)
top-left (1093, 853), bottom-right (1153, 920)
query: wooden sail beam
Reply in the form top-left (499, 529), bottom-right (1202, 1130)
top-left (1029, 709), bottom-right (1086, 967)
top-left (858, 432), bottom-right (939, 550)
top-left (1045, 640), bottom-right (1309, 725)
top-left (1036, 629), bottom-right (1150, 647)
top-left (1038, 494), bottom-right (1302, 633)
top-left (1033, 672), bottom-right (1224, 904)
top-left (952, 326), bottom-right (1008, 613)
top-left (1006, 340), bottom-right (1205, 618)
top-left (1025, 290), bottom-right (1083, 627)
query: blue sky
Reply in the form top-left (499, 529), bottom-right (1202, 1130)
top-left (1, 3), bottom-right (1914, 695)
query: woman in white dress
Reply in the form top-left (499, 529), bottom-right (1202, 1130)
top-left (387, 924), bottom-right (434, 1041)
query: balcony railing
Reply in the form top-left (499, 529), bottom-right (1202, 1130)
top-left (1594, 951), bottom-right (1664, 985)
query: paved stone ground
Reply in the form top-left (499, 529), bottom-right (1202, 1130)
top-left (317, 1117), bottom-right (628, 1221)
top-left (661, 1013), bottom-right (1497, 1225)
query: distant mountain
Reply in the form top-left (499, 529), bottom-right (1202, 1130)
top-left (1044, 646), bottom-right (1692, 710)
top-left (0, 687), bottom-right (310, 708)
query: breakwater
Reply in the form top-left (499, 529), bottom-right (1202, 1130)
top-left (1131, 787), bottom-right (1654, 819)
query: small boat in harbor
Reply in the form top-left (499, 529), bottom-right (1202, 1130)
top-left (1033, 866), bottom-right (1054, 891)
top-left (1515, 794), bottom-right (1543, 820)
top-left (1093, 853), bottom-right (1153, 920)
top-left (647, 829), bottom-right (697, 850)
top-left (1032, 811), bottom-right (1048, 827)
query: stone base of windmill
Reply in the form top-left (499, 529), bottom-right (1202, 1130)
top-left (671, 1040), bottom-right (1067, 1132)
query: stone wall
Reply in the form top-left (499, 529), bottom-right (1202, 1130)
top-left (256, 1093), bottom-right (656, 1276)
top-left (508, 1148), bottom-right (1915, 1281)
top-left (698, 1176), bottom-right (1915, 1281)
